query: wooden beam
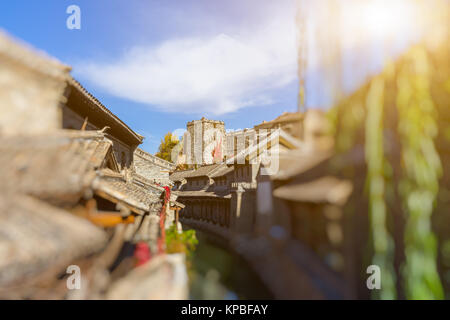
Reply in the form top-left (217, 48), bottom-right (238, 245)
top-left (87, 212), bottom-right (135, 228)
top-left (81, 117), bottom-right (89, 131)
top-left (73, 198), bottom-right (137, 228)
top-left (94, 190), bottom-right (146, 215)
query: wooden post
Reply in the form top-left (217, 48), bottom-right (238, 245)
top-left (81, 117), bottom-right (88, 131)
top-left (175, 207), bottom-right (180, 226)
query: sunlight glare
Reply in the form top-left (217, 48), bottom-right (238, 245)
top-left (342, 0), bottom-right (419, 43)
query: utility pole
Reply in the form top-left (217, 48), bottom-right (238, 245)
top-left (296, 0), bottom-right (308, 113)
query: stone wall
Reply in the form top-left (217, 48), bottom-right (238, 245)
top-left (134, 148), bottom-right (174, 185)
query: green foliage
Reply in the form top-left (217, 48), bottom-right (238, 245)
top-left (166, 225), bottom-right (198, 259)
top-left (365, 74), bottom-right (397, 299)
top-left (330, 43), bottom-right (447, 299)
top-left (331, 87), bottom-right (367, 153)
top-left (397, 46), bottom-right (444, 299)
top-left (155, 132), bottom-right (179, 162)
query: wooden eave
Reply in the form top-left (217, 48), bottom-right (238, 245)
top-left (66, 77), bottom-right (144, 146)
top-left (94, 189), bottom-right (146, 216)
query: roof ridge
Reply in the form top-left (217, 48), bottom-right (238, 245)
top-left (135, 148), bottom-right (175, 168)
top-left (207, 163), bottom-right (226, 176)
top-left (69, 77), bottom-right (144, 143)
top-left (132, 172), bottom-right (165, 190)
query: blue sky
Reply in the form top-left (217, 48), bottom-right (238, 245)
top-left (0, 0), bottom-right (424, 153)
top-left (0, 0), bottom-right (301, 153)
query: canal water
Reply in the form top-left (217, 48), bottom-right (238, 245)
top-left (187, 230), bottom-right (273, 300)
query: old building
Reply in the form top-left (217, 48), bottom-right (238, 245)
top-left (173, 113), bottom-right (305, 244)
top-left (181, 114), bottom-right (304, 167)
top-left (133, 147), bottom-right (176, 185)
top-left (173, 164), bottom-right (233, 241)
top-left (63, 77), bottom-right (145, 170)
top-left (184, 117), bottom-right (226, 165)
top-left (225, 128), bottom-right (257, 160)
top-left (0, 30), bottom-right (186, 299)
top-left (0, 30), bottom-right (145, 172)
top-left (171, 109), bottom-right (355, 299)
top-left (254, 111), bottom-right (303, 139)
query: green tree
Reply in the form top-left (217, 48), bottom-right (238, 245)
top-left (155, 132), bottom-right (179, 162)
top-left (330, 44), bottom-right (447, 299)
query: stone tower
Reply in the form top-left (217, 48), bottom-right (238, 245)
top-left (184, 117), bottom-right (225, 166)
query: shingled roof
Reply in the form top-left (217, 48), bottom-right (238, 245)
top-left (184, 164), bottom-right (224, 178)
top-left (0, 193), bottom-right (107, 288)
top-left (173, 190), bottom-right (231, 199)
top-left (209, 164), bottom-right (234, 178)
top-left (273, 176), bottom-right (353, 205)
top-left (93, 169), bottom-right (161, 215)
top-left (271, 147), bottom-right (365, 206)
top-left (0, 130), bottom-right (116, 206)
top-left (132, 172), bottom-right (166, 194)
top-left (254, 112), bottom-right (303, 129)
top-left (67, 77), bottom-right (144, 146)
top-left (169, 169), bottom-right (195, 182)
top-left (226, 128), bottom-right (303, 165)
top-left (134, 148), bottom-right (176, 171)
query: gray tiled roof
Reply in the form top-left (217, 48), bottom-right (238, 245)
top-left (209, 164), bottom-right (234, 178)
top-left (174, 190), bottom-right (231, 199)
top-left (169, 169), bottom-right (195, 181)
top-left (273, 176), bottom-right (353, 205)
top-left (185, 164), bottom-right (223, 178)
top-left (93, 169), bottom-right (162, 214)
top-left (134, 148), bottom-right (176, 170)
top-left (0, 130), bottom-right (114, 205)
top-left (0, 193), bottom-right (107, 288)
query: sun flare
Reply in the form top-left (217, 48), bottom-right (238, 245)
top-left (342, 0), bottom-right (419, 42)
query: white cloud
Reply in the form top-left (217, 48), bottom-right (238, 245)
top-left (172, 128), bottom-right (186, 140)
top-left (76, 10), bottom-right (297, 115)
